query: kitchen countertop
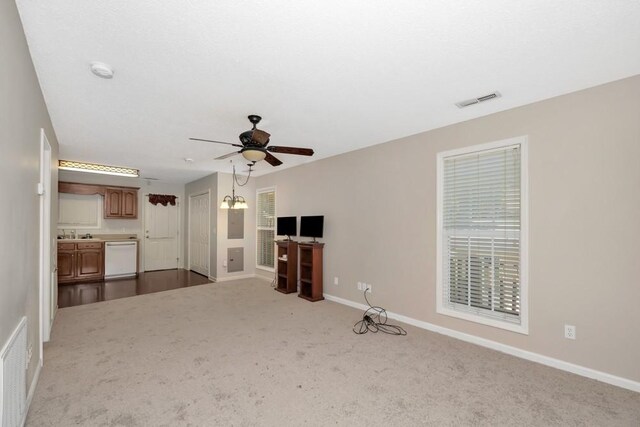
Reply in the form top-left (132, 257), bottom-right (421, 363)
top-left (57, 238), bottom-right (139, 242)
top-left (57, 234), bottom-right (139, 242)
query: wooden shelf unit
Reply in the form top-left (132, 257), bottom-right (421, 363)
top-left (298, 242), bottom-right (324, 302)
top-left (275, 240), bottom-right (298, 294)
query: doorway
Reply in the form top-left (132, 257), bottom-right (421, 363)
top-left (144, 196), bottom-right (180, 271)
top-left (189, 191), bottom-right (210, 276)
top-left (39, 129), bottom-right (53, 352)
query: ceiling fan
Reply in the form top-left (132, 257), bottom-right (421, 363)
top-left (189, 115), bottom-right (314, 167)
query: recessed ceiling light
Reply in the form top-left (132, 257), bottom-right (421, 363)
top-left (90, 61), bottom-right (114, 79)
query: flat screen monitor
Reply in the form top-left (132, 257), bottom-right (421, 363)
top-left (276, 216), bottom-right (297, 239)
top-left (300, 216), bottom-right (324, 241)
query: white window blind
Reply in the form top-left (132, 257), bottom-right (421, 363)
top-left (256, 189), bottom-right (275, 268)
top-left (441, 142), bottom-right (524, 327)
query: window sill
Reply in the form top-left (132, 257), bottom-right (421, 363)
top-left (256, 265), bottom-right (275, 273)
top-left (436, 305), bottom-right (529, 335)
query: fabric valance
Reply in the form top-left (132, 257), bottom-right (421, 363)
top-left (148, 194), bottom-right (177, 206)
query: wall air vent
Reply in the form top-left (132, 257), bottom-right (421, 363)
top-left (455, 91), bottom-right (501, 108)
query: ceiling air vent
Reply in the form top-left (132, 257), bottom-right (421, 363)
top-left (455, 91), bottom-right (501, 108)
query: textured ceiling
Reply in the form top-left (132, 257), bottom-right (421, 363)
top-left (16, 0), bottom-right (640, 183)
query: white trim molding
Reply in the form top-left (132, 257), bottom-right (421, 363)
top-left (23, 359), bottom-right (42, 426)
top-left (323, 293), bottom-right (640, 393)
top-left (212, 273), bottom-right (258, 283)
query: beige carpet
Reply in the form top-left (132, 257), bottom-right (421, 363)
top-left (27, 278), bottom-right (639, 426)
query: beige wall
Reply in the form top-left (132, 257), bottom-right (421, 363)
top-left (1, 0), bottom-right (60, 387)
top-left (256, 75), bottom-right (640, 383)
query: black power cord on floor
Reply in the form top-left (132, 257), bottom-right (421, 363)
top-left (353, 289), bottom-right (407, 336)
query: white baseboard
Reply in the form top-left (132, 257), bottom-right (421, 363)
top-left (21, 358), bottom-right (42, 426)
top-left (323, 293), bottom-right (640, 393)
top-left (211, 273), bottom-right (266, 283)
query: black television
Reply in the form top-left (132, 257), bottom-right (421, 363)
top-left (276, 216), bottom-right (297, 240)
top-left (300, 216), bottom-right (324, 242)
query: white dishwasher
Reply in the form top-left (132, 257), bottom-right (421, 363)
top-left (105, 241), bottom-right (138, 278)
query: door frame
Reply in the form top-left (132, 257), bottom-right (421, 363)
top-left (142, 194), bottom-right (181, 271)
top-left (188, 190), bottom-right (211, 276)
top-left (38, 129), bottom-right (53, 356)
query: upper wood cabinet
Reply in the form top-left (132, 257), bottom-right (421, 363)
top-left (59, 182), bottom-right (139, 219)
top-left (121, 189), bottom-right (137, 218)
top-left (104, 188), bottom-right (137, 219)
top-left (105, 188), bottom-right (122, 217)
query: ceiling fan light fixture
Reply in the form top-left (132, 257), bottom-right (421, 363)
top-left (220, 166), bottom-right (249, 209)
top-left (241, 148), bottom-right (267, 162)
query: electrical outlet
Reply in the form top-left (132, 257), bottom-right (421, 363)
top-left (223, 260), bottom-right (227, 267)
top-left (334, 277), bottom-right (339, 285)
top-left (564, 324), bottom-right (576, 340)
top-left (357, 282), bottom-right (362, 290)
top-left (365, 284), bottom-right (372, 293)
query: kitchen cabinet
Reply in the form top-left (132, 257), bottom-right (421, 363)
top-left (57, 243), bottom-right (75, 281)
top-left (59, 182), bottom-right (139, 219)
top-left (57, 241), bottom-right (104, 283)
top-left (104, 188), bottom-right (138, 219)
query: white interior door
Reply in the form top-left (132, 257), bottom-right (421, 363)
top-left (189, 192), bottom-right (210, 276)
top-left (144, 197), bottom-right (179, 271)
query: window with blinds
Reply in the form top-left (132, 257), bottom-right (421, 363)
top-left (437, 138), bottom-right (528, 333)
top-left (256, 188), bottom-right (275, 269)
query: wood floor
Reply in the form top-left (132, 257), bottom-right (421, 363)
top-left (58, 269), bottom-right (212, 308)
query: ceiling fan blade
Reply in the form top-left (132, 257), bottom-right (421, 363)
top-left (267, 146), bottom-right (314, 156)
top-left (251, 129), bottom-right (271, 146)
top-left (264, 152), bottom-right (283, 167)
top-left (214, 151), bottom-right (241, 160)
top-left (189, 137), bottom-right (243, 148)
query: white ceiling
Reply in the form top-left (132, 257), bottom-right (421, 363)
top-left (16, 0), bottom-right (640, 183)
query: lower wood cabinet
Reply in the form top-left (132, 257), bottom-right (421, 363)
top-left (58, 241), bottom-right (104, 283)
top-left (76, 248), bottom-right (103, 279)
top-left (57, 246), bottom-right (75, 281)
